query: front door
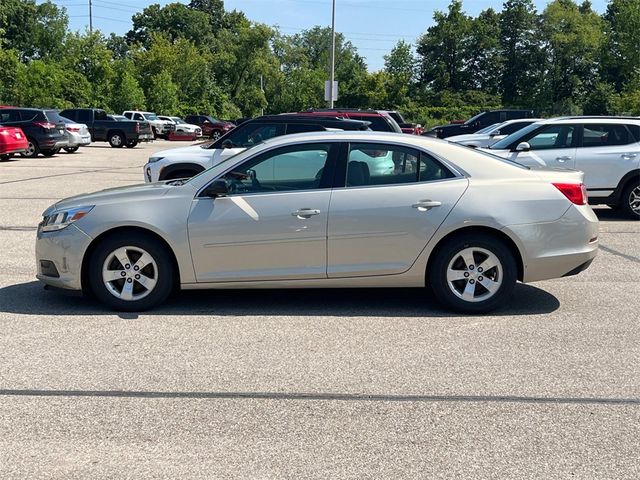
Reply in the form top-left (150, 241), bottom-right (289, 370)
top-left (507, 123), bottom-right (578, 169)
top-left (188, 142), bottom-right (338, 282)
top-left (327, 142), bottom-right (468, 277)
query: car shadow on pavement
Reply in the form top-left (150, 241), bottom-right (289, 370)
top-left (0, 281), bottom-right (559, 318)
top-left (592, 207), bottom-right (638, 222)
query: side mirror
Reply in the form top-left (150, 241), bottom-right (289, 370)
top-left (489, 131), bottom-right (500, 137)
top-left (221, 139), bottom-right (234, 149)
top-left (515, 142), bottom-right (531, 152)
top-left (201, 179), bottom-right (229, 198)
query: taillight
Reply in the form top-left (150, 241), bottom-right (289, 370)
top-left (34, 121), bottom-right (56, 130)
top-left (553, 183), bottom-right (588, 205)
top-left (135, 122), bottom-right (140, 133)
top-left (67, 127), bottom-right (80, 132)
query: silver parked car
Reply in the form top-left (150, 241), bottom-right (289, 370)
top-left (57, 114), bottom-right (92, 153)
top-left (36, 132), bottom-right (598, 313)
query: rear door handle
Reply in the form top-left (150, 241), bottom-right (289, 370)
top-left (292, 208), bottom-right (321, 219)
top-left (622, 153), bottom-right (637, 159)
top-left (412, 200), bottom-right (442, 212)
top-left (556, 156), bottom-right (572, 162)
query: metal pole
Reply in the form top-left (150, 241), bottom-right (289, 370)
top-left (89, 0), bottom-right (93, 33)
top-left (260, 75), bottom-right (264, 116)
top-left (328, 0), bottom-right (336, 108)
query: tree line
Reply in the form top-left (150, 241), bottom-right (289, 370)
top-left (0, 0), bottom-right (638, 127)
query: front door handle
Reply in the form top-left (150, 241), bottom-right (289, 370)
top-left (292, 208), bottom-right (321, 219)
top-left (622, 153), bottom-right (637, 160)
top-left (556, 156), bottom-right (572, 162)
top-left (412, 200), bottom-right (442, 212)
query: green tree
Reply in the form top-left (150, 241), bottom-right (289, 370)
top-left (542, 0), bottom-right (603, 113)
top-left (499, 0), bottom-right (544, 106)
top-left (383, 40), bottom-right (416, 106)
top-left (146, 70), bottom-right (180, 114)
top-left (416, 0), bottom-right (472, 92)
top-left (467, 9), bottom-right (502, 94)
top-left (110, 60), bottom-right (146, 113)
top-left (601, 0), bottom-right (640, 90)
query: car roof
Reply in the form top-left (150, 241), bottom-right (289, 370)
top-left (539, 116), bottom-right (640, 125)
top-left (251, 114), bottom-right (369, 126)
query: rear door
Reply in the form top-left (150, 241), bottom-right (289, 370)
top-left (575, 123), bottom-right (640, 193)
top-left (327, 142), bottom-right (468, 278)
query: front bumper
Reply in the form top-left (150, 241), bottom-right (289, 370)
top-left (35, 224), bottom-right (93, 291)
top-left (504, 204), bottom-right (599, 283)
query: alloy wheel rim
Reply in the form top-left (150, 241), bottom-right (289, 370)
top-left (27, 142), bottom-right (35, 156)
top-left (102, 246), bottom-right (158, 301)
top-left (111, 135), bottom-right (122, 146)
top-left (629, 186), bottom-right (640, 215)
top-left (446, 247), bottom-right (503, 303)
top-left (212, 131), bottom-right (221, 140)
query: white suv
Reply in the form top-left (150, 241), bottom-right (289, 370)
top-left (123, 111), bottom-right (174, 139)
top-left (486, 117), bottom-right (640, 218)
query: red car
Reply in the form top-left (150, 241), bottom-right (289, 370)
top-left (184, 115), bottom-right (235, 140)
top-left (0, 126), bottom-right (28, 161)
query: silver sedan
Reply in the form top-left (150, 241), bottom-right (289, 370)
top-left (35, 132), bottom-right (599, 313)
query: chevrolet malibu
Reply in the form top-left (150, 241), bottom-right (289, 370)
top-left (36, 132), bottom-right (599, 313)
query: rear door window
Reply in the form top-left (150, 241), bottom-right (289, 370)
top-left (581, 124), bottom-right (632, 147)
top-left (345, 143), bottom-right (453, 187)
top-left (0, 110), bottom-right (21, 122)
top-left (627, 125), bottom-right (640, 143)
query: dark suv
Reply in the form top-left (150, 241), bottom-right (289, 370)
top-left (425, 109), bottom-right (535, 138)
top-left (0, 108), bottom-right (68, 157)
top-left (297, 109), bottom-right (403, 133)
top-left (184, 115), bottom-right (235, 140)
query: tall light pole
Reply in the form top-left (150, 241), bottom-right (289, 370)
top-left (328, 0), bottom-right (336, 108)
top-left (89, 0), bottom-right (93, 34)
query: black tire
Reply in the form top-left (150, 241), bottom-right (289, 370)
top-left (21, 138), bottom-right (39, 158)
top-left (88, 232), bottom-right (175, 311)
top-left (126, 140), bottom-right (138, 148)
top-left (108, 131), bottom-right (125, 148)
top-left (620, 180), bottom-right (640, 219)
top-left (151, 127), bottom-right (158, 139)
top-left (63, 146), bottom-right (79, 153)
top-left (428, 234), bottom-right (517, 314)
top-left (162, 170), bottom-right (198, 181)
top-left (0, 153), bottom-right (13, 161)
top-left (41, 148), bottom-right (59, 157)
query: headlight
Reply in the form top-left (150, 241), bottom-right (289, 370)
top-left (149, 156), bottom-right (164, 163)
top-left (40, 206), bottom-right (94, 232)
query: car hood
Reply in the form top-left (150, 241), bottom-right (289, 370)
top-left (448, 133), bottom-right (488, 142)
top-left (46, 182), bottom-right (193, 214)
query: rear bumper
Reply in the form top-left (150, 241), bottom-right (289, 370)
top-left (503, 204), bottom-right (599, 283)
top-left (66, 132), bottom-right (92, 147)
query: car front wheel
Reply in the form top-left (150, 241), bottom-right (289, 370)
top-left (108, 132), bottom-right (125, 148)
top-left (429, 234), bottom-right (517, 314)
top-left (89, 232), bottom-right (175, 311)
top-left (63, 146), bottom-right (79, 153)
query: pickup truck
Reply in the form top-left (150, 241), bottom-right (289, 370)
top-left (59, 108), bottom-right (154, 148)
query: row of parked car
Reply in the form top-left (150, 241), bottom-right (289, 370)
top-left (0, 107), bottom-right (241, 159)
top-left (144, 108), bottom-right (640, 219)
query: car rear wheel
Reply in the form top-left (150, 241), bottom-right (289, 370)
top-left (0, 154), bottom-right (13, 161)
top-left (63, 146), bottom-right (79, 153)
top-left (621, 181), bottom-right (640, 219)
top-left (108, 132), bottom-right (125, 148)
top-left (126, 140), bottom-right (138, 148)
top-left (21, 138), bottom-right (39, 158)
top-left (41, 148), bottom-right (59, 157)
top-left (89, 232), bottom-right (175, 311)
top-left (429, 234), bottom-right (517, 314)
top-left (211, 130), bottom-right (222, 140)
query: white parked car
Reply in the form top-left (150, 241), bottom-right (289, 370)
top-left (484, 116), bottom-right (640, 218)
top-left (158, 116), bottom-right (202, 137)
top-left (48, 111), bottom-right (91, 153)
top-left (448, 119), bottom-right (542, 148)
top-left (122, 111), bottom-right (174, 139)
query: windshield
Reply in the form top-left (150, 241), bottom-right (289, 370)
top-left (476, 122), bottom-right (504, 134)
top-left (144, 113), bottom-right (159, 121)
top-left (490, 123), bottom-right (540, 150)
top-left (388, 111), bottom-right (405, 124)
top-left (171, 117), bottom-right (185, 124)
top-left (464, 112), bottom-right (484, 125)
top-left (470, 145), bottom-right (530, 169)
top-left (45, 111), bottom-right (68, 123)
top-left (188, 144), bottom-right (262, 183)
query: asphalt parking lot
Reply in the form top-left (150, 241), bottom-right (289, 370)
top-left (0, 141), bottom-right (639, 478)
